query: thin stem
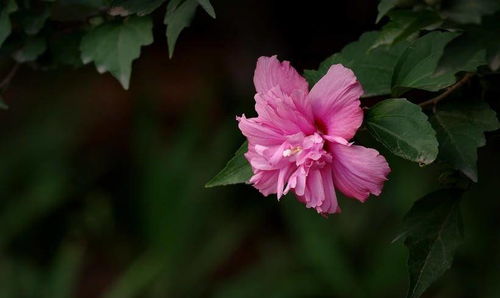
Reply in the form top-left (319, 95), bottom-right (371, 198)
top-left (419, 73), bottom-right (474, 108)
top-left (0, 63), bottom-right (20, 90)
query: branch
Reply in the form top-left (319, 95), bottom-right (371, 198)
top-left (419, 73), bottom-right (474, 108)
top-left (0, 63), bottom-right (20, 90)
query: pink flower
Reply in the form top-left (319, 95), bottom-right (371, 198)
top-left (237, 56), bottom-right (390, 215)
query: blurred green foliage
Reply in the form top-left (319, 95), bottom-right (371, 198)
top-left (0, 63), bottom-right (499, 297)
top-left (0, 1), bottom-right (499, 297)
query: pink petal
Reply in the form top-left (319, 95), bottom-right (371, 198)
top-left (249, 170), bottom-right (279, 196)
top-left (237, 115), bottom-right (284, 146)
top-left (308, 64), bottom-right (364, 140)
top-left (254, 87), bottom-right (315, 135)
top-left (329, 143), bottom-right (390, 202)
top-left (254, 56), bottom-right (309, 96)
top-left (277, 164), bottom-right (294, 199)
top-left (316, 166), bottom-right (340, 214)
top-left (295, 166), bottom-right (340, 214)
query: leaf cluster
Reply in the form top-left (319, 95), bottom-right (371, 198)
top-left (207, 1), bottom-right (500, 297)
top-left (0, 0), bottom-right (215, 89)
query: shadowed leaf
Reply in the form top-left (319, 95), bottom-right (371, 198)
top-left (304, 31), bottom-right (409, 97)
top-left (80, 16), bottom-right (153, 89)
top-left (430, 100), bottom-right (500, 182)
top-left (402, 189), bottom-right (464, 298)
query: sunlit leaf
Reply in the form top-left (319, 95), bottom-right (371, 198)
top-left (366, 98), bottom-right (438, 165)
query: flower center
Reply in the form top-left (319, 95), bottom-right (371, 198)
top-left (314, 118), bottom-right (328, 135)
top-left (283, 146), bottom-right (302, 157)
top-left (281, 133), bottom-right (332, 168)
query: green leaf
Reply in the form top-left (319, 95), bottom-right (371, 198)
top-left (482, 14), bottom-right (500, 70)
top-left (441, 0), bottom-right (500, 24)
top-left (50, 0), bottom-right (105, 21)
top-left (164, 0), bottom-right (215, 57)
top-left (197, 0), bottom-right (216, 18)
top-left (391, 31), bottom-right (459, 96)
top-left (12, 36), bottom-right (47, 62)
top-left (0, 0), bottom-right (18, 47)
top-left (164, 0), bottom-right (198, 58)
top-left (21, 7), bottom-right (51, 35)
top-left (402, 189), bottom-right (463, 298)
top-left (366, 98), bottom-right (438, 165)
top-left (0, 96), bottom-right (8, 110)
top-left (430, 100), bottom-right (500, 182)
top-left (371, 10), bottom-right (442, 50)
top-left (437, 14), bottom-right (500, 72)
top-left (80, 16), bottom-right (153, 89)
top-left (43, 243), bottom-right (85, 298)
top-left (109, 0), bottom-right (166, 16)
top-left (376, 0), bottom-right (398, 23)
top-left (436, 32), bottom-right (487, 75)
top-left (304, 31), bottom-right (409, 97)
top-left (50, 32), bottom-right (84, 68)
top-left (205, 141), bottom-right (252, 188)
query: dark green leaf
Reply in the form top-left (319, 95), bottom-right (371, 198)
top-left (0, 96), bottom-right (8, 110)
top-left (21, 7), bottom-right (51, 35)
top-left (371, 10), bottom-right (442, 49)
top-left (12, 36), bottom-right (47, 62)
top-left (109, 0), bottom-right (166, 16)
top-left (437, 14), bottom-right (500, 72)
top-left (376, 0), bottom-right (398, 23)
top-left (366, 98), bottom-right (438, 165)
top-left (441, 0), bottom-right (500, 24)
top-left (392, 31), bottom-right (459, 96)
top-left (43, 243), bottom-right (85, 298)
top-left (164, 0), bottom-right (215, 57)
top-left (50, 32), bottom-right (83, 68)
top-left (51, 0), bottom-right (106, 21)
top-left (436, 33), bottom-right (487, 75)
top-left (304, 31), bottom-right (409, 97)
top-left (402, 189), bottom-right (463, 298)
top-left (80, 16), bottom-right (153, 89)
top-left (430, 100), bottom-right (500, 182)
top-left (205, 141), bottom-right (252, 188)
top-left (164, 0), bottom-right (198, 58)
top-left (0, 0), bottom-right (18, 47)
top-left (197, 0), bottom-right (216, 18)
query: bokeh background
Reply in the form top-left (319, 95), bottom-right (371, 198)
top-left (1, 1), bottom-right (499, 297)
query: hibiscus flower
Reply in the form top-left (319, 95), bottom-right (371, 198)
top-left (237, 56), bottom-right (390, 215)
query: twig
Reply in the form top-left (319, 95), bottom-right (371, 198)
top-left (0, 63), bottom-right (20, 90)
top-left (419, 73), bottom-right (474, 108)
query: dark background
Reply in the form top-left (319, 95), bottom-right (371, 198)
top-left (0, 1), bottom-right (499, 297)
